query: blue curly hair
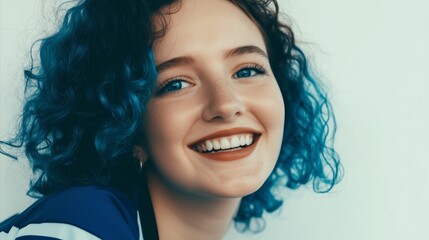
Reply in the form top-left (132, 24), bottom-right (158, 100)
top-left (0, 0), bottom-right (342, 233)
top-left (1, 0), bottom-right (159, 195)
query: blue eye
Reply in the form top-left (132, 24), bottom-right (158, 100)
top-left (157, 79), bottom-right (191, 95)
top-left (234, 65), bottom-right (266, 78)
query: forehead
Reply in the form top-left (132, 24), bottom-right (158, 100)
top-left (153, 0), bottom-right (266, 63)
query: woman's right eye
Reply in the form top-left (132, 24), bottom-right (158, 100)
top-left (156, 79), bottom-right (192, 96)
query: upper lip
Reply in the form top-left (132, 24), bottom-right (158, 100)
top-left (188, 127), bottom-right (261, 147)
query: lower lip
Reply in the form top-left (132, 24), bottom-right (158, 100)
top-left (193, 136), bottom-right (260, 161)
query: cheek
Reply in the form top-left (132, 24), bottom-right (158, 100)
top-left (143, 100), bottom-right (199, 182)
top-left (143, 108), bottom-right (211, 194)
top-left (144, 100), bottom-right (192, 147)
top-left (248, 80), bottom-right (285, 134)
top-left (248, 80), bottom-right (285, 175)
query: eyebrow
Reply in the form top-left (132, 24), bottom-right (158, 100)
top-left (156, 56), bottom-right (194, 74)
top-left (224, 45), bottom-right (268, 59)
top-left (156, 45), bottom-right (268, 74)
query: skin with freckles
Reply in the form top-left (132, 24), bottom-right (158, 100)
top-left (137, 0), bottom-right (285, 238)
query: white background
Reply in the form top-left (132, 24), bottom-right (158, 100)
top-left (1, 0), bottom-right (428, 239)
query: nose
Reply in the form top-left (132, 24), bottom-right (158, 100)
top-left (202, 83), bottom-right (245, 122)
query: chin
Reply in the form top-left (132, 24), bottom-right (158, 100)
top-left (202, 175), bottom-right (268, 199)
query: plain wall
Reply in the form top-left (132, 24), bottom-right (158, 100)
top-left (1, 0), bottom-right (428, 239)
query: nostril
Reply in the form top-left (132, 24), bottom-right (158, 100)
top-left (202, 96), bottom-right (245, 121)
top-left (200, 82), bottom-right (246, 121)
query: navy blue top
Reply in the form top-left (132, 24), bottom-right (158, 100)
top-left (0, 186), bottom-right (143, 240)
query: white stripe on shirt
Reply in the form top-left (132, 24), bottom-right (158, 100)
top-left (0, 223), bottom-right (101, 240)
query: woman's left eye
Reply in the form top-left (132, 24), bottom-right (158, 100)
top-left (234, 65), bottom-right (267, 79)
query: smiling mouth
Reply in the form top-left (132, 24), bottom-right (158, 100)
top-left (190, 133), bottom-right (260, 161)
top-left (192, 133), bottom-right (256, 153)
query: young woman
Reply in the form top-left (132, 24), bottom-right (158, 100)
top-left (0, 0), bottom-right (341, 239)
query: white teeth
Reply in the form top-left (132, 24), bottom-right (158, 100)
top-left (220, 138), bottom-right (231, 149)
top-left (194, 133), bottom-right (256, 153)
top-left (231, 136), bottom-right (240, 148)
top-left (205, 140), bottom-right (213, 151)
top-left (212, 139), bottom-right (221, 150)
top-left (239, 136), bottom-right (246, 146)
top-left (245, 134), bottom-right (251, 145)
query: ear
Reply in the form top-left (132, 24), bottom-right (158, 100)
top-left (133, 145), bottom-right (148, 168)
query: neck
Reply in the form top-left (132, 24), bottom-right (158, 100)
top-left (147, 170), bottom-right (240, 240)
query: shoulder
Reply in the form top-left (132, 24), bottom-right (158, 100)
top-left (0, 186), bottom-right (142, 240)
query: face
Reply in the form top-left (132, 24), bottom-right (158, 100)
top-left (142, 0), bottom-right (285, 198)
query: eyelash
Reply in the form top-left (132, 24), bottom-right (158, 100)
top-left (156, 78), bottom-right (191, 96)
top-left (156, 64), bottom-right (268, 96)
top-left (233, 64), bottom-right (267, 79)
